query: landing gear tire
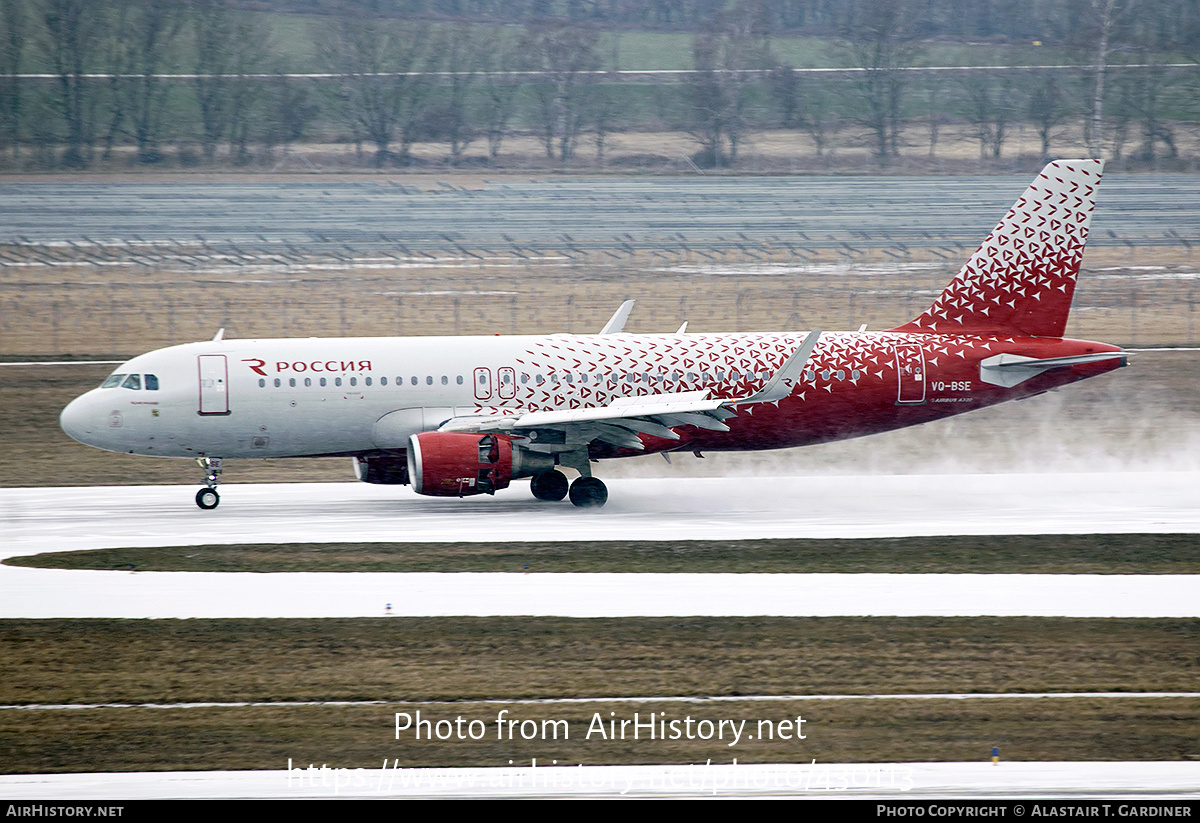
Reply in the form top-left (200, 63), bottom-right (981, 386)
top-left (530, 470), bottom-right (569, 501)
top-left (196, 487), bottom-right (220, 510)
top-left (568, 477), bottom-right (607, 508)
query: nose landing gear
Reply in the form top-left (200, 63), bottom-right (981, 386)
top-left (195, 456), bottom-right (223, 510)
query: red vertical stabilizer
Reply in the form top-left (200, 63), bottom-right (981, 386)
top-left (893, 159), bottom-right (1104, 338)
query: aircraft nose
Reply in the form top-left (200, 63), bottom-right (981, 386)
top-left (60, 392), bottom-right (99, 445)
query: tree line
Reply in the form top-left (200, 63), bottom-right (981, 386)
top-left (0, 0), bottom-right (1197, 170)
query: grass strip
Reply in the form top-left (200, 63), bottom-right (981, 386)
top-left (3, 617), bottom-right (1197, 705)
top-left (3, 698), bottom-right (1198, 773)
top-left (4, 617), bottom-right (1196, 772)
top-left (8, 534), bottom-right (1200, 574)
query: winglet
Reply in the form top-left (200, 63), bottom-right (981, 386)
top-left (599, 300), bottom-right (635, 334)
top-left (735, 330), bottom-right (822, 405)
top-left (212, 327), bottom-right (225, 341)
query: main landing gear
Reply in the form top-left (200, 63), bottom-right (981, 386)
top-left (530, 470), bottom-right (569, 501)
top-left (529, 470), bottom-right (607, 508)
top-left (568, 477), bottom-right (607, 508)
top-left (195, 456), bottom-right (222, 510)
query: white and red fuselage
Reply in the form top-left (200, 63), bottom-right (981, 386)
top-left (59, 159), bottom-right (1128, 508)
top-left (61, 329), bottom-right (1123, 460)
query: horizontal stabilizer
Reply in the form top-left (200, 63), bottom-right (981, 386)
top-left (979, 350), bottom-right (1129, 387)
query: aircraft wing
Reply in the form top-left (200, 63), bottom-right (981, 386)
top-left (437, 331), bottom-right (822, 452)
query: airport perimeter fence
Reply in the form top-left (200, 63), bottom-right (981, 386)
top-left (1, 235), bottom-right (1197, 356)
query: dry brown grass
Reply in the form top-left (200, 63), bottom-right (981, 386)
top-left (1, 617), bottom-right (1197, 771)
top-left (4, 698), bottom-right (1197, 772)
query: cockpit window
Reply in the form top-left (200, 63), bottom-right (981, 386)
top-left (121, 374), bottom-right (142, 390)
top-left (145, 374), bottom-right (159, 391)
top-left (101, 373), bottom-right (126, 388)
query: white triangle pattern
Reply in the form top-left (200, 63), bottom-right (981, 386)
top-left (904, 159), bottom-right (1102, 338)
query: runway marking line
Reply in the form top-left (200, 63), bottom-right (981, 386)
top-left (7, 692), bottom-right (1200, 711)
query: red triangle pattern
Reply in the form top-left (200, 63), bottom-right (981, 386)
top-left (904, 160), bottom-right (1101, 338)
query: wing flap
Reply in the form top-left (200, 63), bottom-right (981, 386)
top-left (512, 390), bottom-right (721, 427)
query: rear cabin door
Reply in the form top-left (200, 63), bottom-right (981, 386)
top-left (497, 367), bottom-right (516, 400)
top-left (198, 354), bottom-right (231, 415)
top-left (893, 342), bottom-right (926, 405)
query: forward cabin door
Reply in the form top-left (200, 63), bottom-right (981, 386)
top-left (893, 342), bottom-right (926, 405)
top-left (473, 367), bottom-right (493, 401)
top-left (198, 354), bottom-right (231, 415)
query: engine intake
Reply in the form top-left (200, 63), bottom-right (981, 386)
top-left (407, 432), bottom-right (514, 497)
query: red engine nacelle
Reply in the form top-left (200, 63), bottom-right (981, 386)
top-left (407, 432), bottom-right (514, 497)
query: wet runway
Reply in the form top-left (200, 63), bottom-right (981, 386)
top-left (6, 472), bottom-right (1198, 554)
top-left (2, 473), bottom-right (1196, 619)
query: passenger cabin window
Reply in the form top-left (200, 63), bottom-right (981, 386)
top-left (121, 374), bottom-right (141, 390)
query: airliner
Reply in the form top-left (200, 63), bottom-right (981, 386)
top-left (60, 159), bottom-right (1127, 509)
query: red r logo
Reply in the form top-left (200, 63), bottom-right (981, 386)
top-left (243, 358), bottom-right (267, 376)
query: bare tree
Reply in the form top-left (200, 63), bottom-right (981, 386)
top-left (837, 0), bottom-right (922, 166)
top-left (0, 0), bottom-right (24, 162)
top-left (320, 15), bottom-right (430, 167)
top-left (478, 32), bottom-right (521, 164)
top-left (923, 72), bottom-right (946, 158)
top-left (520, 20), bottom-right (602, 163)
top-left (42, 0), bottom-right (105, 167)
top-left (684, 8), bottom-right (772, 167)
top-left (1080, 0), bottom-right (1134, 158)
top-left (1123, 0), bottom-right (1190, 162)
top-left (262, 74), bottom-right (319, 162)
top-left (224, 15), bottom-right (268, 165)
top-left (769, 63), bottom-right (838, 159)
top-left (190, 0), bottom-right (235, 164)
top-left (100, 0), bottom-right (185, 163)
top-left (1027, 71), bottom-right (1067, 162)
top-left (961, 70), bottom-right (1016, 159)
top-left (421, 24), bottom-right (481, 164)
